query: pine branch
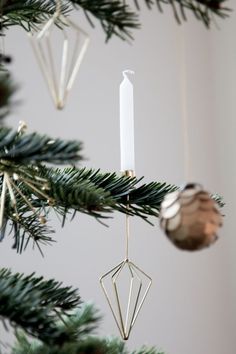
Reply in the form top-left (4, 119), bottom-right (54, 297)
top-left (9, 294), bottom-right (164, 354)
top-left (0, 268), bottom-right (81, 345)
top-left (69, 0), bottom-right (140, 41)
top-left (0, 127), bottom-right (84, 252)
top-left (0, 268), bottom-right (163, 354)
top-left (0, 127), bottom-right (224, 252)
top-left (9, 212), bottom-right (55, 255)
top-left (0, 0), bottom-right (70, 31)
top-left (46, 167), bottom-right (174, 218)
top-left (0, 164), bottom-right (224, 253)
top-left (0, 0), bottom-right (231, 42)
top-left (13, 328), bottom-right (165, 354)
top-left (135, 0), bottom-right (230, 27)
top-left (0, 165), bottom-right (115, 252)
top-left (0, 126), bottom-right (83, 164)
top-left (0, 0), bottom-right (139, 41)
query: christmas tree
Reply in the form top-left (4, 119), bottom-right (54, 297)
top-left (0, 1), bottom-right (230, 353)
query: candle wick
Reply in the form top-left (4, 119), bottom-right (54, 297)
top-left (123, 70), bottom-right (135, 79)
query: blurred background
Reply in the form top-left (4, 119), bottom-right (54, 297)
top-left (1, 1), bottom-right (236, 353)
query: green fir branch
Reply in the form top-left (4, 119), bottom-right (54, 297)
top-left (6, 288), bottom-right (164, 353)
top-left (69, 0), bottom-right (140, 41)
top-left (40, 167), bottom-right (224, 221)
top-left (0, 269), bottom-right (164, 354)
top-left (15, 166), bottom-right (177, 221)
top-left (0, 0), bottom-right (70, 31)
top-left (0, 0), bottom-right (139, 41)
top-left (0, 0), bottom-right (231, 41)
top-left (0, 164), bottom-right (224, 253)
top-left (13, 333), bottom-right (165, 354)
top-left (0, 268), bottom-right (81, 345)
top-left (0, 268), bottom-right (165, 353)
top-left (9, 212), bottom-right (55, 255)
top-left (0, 128), bottom-right (224, 252)
top-left (0, 127), bottom-right (83, 164)
top-left (135, 0), bottom-right (230, 27)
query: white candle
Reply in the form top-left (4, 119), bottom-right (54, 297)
top-left (120, 70), bottom-right (135, 172)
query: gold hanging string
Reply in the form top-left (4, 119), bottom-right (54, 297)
top-left (124, 169), bottom-right (135, 260)
top-left (179, 28), bottom-right (191, 181)
top-left (125, 198), bottom-right (130, 260)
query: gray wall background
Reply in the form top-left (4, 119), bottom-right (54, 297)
top-left (1, 1), bottom-right (236, 353)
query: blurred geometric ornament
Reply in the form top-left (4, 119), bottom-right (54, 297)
top-left (29, 8), bottom-right (89, 110)
top-left (160, 183), bottom-right (223, 251)
top-left (100, 258), bottom-right (152, 340)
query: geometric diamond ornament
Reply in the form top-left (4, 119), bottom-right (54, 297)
top-left (100, 175), bottom-right (152, 343)
top-left (100, 258), bottom-right (152, 340)
top-left (29, 6), bottom-right (89, 110)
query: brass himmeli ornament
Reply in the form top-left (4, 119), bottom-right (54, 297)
top-left (29, 0), bottom-right (89, 110)
top-left (100, 170), bottom-right (152, 340)
top-left (0, 122), bottom-right (50, 230)
top-left (100, 259), bottom-right (152, 340)
top-left (160, 183), bottom-right (223, 251)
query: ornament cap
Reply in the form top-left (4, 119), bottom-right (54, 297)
top-left (122, 170), bottom-right (136, 178)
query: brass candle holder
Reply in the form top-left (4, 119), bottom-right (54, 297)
top-left (100, 170), bottom-right (152, 340)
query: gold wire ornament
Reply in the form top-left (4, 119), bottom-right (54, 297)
top-left (28, 0), bottom-right (90, 110)
top-left (100, 170), bottom-right (152, 340)
top-left (0, 122), bottom-right (51, 230)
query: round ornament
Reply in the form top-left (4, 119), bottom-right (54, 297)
top-left (160, 183), bottom-right (223, 251)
